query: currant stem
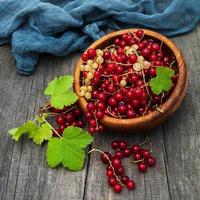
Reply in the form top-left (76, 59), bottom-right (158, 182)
top-left (143, 99), bottom-right (152, 115)
top-left (156, 107), bottom-right (164, 113)
top-left (131, 158), bottom-right (145, 163)
top-left (41, 113), bottom-right (58, 117)
top-left (106, 107), bottom-right (120, 118)
top-left (41, 116), bottom-right (62, 138)
top-left (138, 137), bottom-right (148, 146)
top-left (133, 50), bottom-right (139, 57)
top-left (101, 74), bottom-right (112, 78)
top-left (161, 92), bottom-right (165, 105)
top-left (169, 60), bottom-right (176, 68)
top-left (92, 111), bottom-right (99, 131)
top-left (106, 60), bottom-right (133, 66)
top-left (160, 40), bottom-right (163, 52)
top-left (119, 71), bottom-right (132, 77)
top-left (147, 136), bottom-right (153, 153)
top-left (45, 106), bottom-right (77, 117)
top-left (88, 148), bottom-right (125, 186)
top-left (103, 44), bottom-right (117, 50)
top-left (141, 82), bottom-right (149, 88)
top-left (39, 100), bottom-right (51, 112)
top-left (141, 65), bottom-right (154, 103)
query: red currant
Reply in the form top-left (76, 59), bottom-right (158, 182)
top-left (81, 53), bottom-right (88, 61)
top-left (111, 157), bottom-right (122, 169)
top-left (111, 140), bottom-right (120, 150)
top-left (134, 153), bottom-right (142, 161)
top-left (136, 29), bottom-right (144, 38)
top-left (124, 148), bottom-right (132, 157)
top-left (115, 151), bottom-right (124, 159)
top-left (138, 162), bottom-right (147, 172)
top-left (113, 183), bottom-right (122, 193)
top-left (108, 176), bottom-right (116, 187)
top-left (121, 175), bottom-right (129, 185)
top-left (106, 169), bottom-right (114, 177)
top-left (132, 144), bottom-right (140, 153)
top-left (147, 156), bottom-right (156, 167)
top-left (100, 152), bottom-right (112, 164)
top-left (87, 48), bottom-right (96, 59)
top-left (115, 166), bottom-right (124, 175)
top-left (127, 180), bottom-right (135, 190)
top-left (56, 115), bottom-right (65, 125)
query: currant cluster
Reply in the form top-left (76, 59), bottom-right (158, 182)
top-left (85, 102), bottom-right (105, 134)
top-left (132, 143), bottom-right (156, 172)
top-left (80, 29), bottom-right (178, 134)
top-left (49, 104), bottom-right (85, 137)
top-left (99, 138), bottom-right (156, 193)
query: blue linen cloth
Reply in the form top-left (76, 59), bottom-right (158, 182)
top-left (0, 0), bottom-right (199, 75)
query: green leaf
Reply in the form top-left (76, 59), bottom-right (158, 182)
top-left (28, 123), bottom-right (53, 145)
top-left (45, 138), bottom-right (64, 168)
top-left (8, 121), bottom-right (38, 141)
top-left (156, 66), bottom-right (175, 78)
top-left (46, 126), bottom-right (93, 171)
top-left (150, 66), bottom-right (175, 95)
top-left (62, 126), bottom-right (93, 149)
top-left (50, 91), bottom-right (78, 109)
top-left (44, 75), bottom-right (73, 96)
top-left (44, 75), bottom-right (78, 109)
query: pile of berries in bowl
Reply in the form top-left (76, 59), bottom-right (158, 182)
top-left (74, 29), bottom-right (188, 133)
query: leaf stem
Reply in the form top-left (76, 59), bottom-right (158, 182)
top-left (33, 115), bottom-right (39, 122)
top-left (43, 106), bottom-right (77, 117)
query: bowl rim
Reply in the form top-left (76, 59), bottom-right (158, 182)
top-left (74, 29), bottom-right (187, 127)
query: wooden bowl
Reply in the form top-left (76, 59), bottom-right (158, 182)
top-left (74, 29), bottom-right (188, 132)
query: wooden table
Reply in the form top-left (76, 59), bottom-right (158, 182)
top-left (0, 26), bottom-right (199, 200)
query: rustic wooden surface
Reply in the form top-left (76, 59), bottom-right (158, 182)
top-left (0, 26), bottom-right (200, 200)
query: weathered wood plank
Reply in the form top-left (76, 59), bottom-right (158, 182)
top-left (160, 26), bottom-right (200, 200)
top-left (0, 48), bottom-right (87, 200)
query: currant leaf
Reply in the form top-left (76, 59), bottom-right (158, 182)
top-left (150, 66), bottom-right (175, 95)
top-left (44, 75), bottom-right (73, 96)
top-left (156, 66), bottom-right (175, 78)
top-left (46, 126), bottom-right (93, 171)
top-left (62, 126), bottom-right (93, 149)
top-left (8, 121), bottom-right (38, 141)
top-left (28, 123), bottom-right (53, 145)
top-left (44, 75), bottom-right (78, 109)
top-left (50, 91), bottom-right (78, 109)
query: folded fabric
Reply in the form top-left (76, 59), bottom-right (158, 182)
top-left (0, 0), bottom-right (199, 75)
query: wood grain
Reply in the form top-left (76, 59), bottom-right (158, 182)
top-left (0, 26), bottom-right (200, 200)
